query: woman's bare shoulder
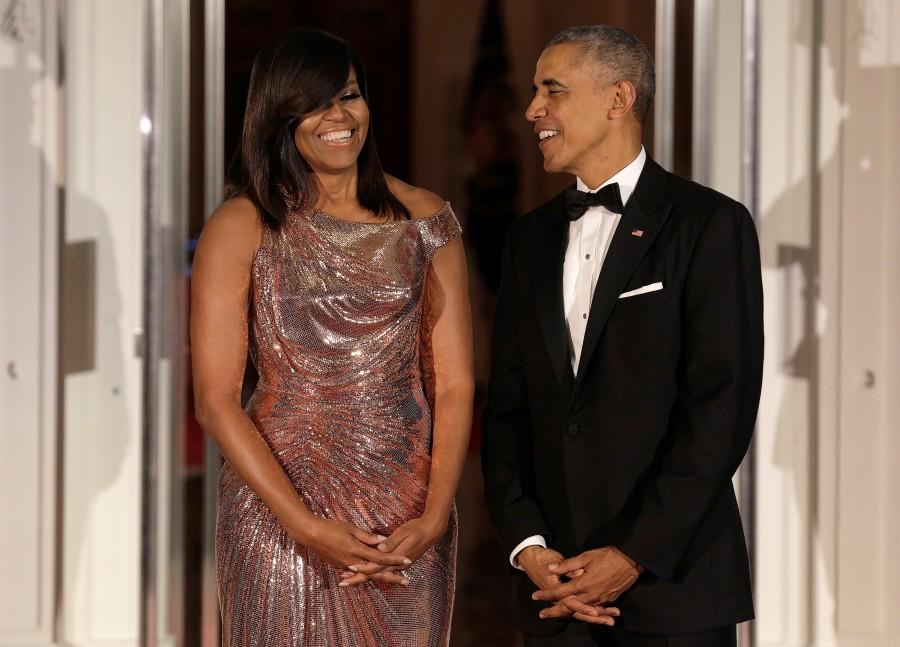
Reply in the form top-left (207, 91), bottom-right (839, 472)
top-left (385, 175), bottom-right (446, 220)
top-left (199, 196), bottom-right (264, 261)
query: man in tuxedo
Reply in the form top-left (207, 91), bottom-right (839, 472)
top-left (481, 25), bottom-right (763, 646)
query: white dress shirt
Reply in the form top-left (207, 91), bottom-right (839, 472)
top-left (510, 147), bottom-right (647, 568)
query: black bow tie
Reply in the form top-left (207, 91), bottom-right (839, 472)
top-left (564, 183), bottom-right (624, 221)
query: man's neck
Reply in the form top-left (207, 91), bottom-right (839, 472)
top-left (575, 138), bottom-right (642, 190)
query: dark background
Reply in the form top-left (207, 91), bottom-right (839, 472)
top-left (184, 2), bottom-right (695, 644)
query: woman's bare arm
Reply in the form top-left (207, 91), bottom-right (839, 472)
top-left (420, 236), bottom-right (475, 526)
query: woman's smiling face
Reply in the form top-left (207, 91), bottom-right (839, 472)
top-left (293, 68), bottom-right (369, 175)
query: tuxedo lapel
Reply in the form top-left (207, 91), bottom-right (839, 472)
top-left (574, 159), bottom-right (672, 387)
top-left (534, 198), bottom-right (574, 393)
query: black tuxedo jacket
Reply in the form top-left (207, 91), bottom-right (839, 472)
top-left (481, 158), bottom-right (763, 636)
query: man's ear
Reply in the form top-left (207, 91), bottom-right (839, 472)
top-left (609, 80), bottom-right (638, 120)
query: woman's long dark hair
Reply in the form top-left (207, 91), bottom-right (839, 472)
top-left (226, 29), bottom-right (409, 227)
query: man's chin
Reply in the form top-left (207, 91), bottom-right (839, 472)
top-left (541, 157), bottom-right (562, 174)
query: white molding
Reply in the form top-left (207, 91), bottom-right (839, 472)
top-left (691, 0), bottom-right (714, 185)
top-left (201, 3), bottom-right (225, 643)
top-left (654, 0), bottom-right (675, 170)
top-left (59, 0), bottom-right (146, 643)
top-left (38, 0), bottom-right (60, 640)
top-left (812, 1), bottom-right (843, 644)
top-left (756, 2), bottom-right (815, 646)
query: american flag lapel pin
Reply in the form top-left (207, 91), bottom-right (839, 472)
top-left (631, 229), bottom-right (644, 237)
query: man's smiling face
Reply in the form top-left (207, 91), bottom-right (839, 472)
top-left (525, 43), bottom-right (618, 178)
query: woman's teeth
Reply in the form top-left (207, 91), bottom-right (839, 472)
top-left (319, 129), bottom-right (353, 143)
top-left (538, 130), bottom-right (559, 140)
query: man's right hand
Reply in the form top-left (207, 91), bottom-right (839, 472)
top-left (517, 545), bottom-right (565, 590)
top-left (518, 546), bottom-right (621, 625)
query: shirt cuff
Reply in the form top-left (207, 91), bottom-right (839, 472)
top-left (510, 535), bottom-right (547, 569)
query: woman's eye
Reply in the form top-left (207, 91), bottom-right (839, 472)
top-left (340, 92), bottom-right (361, 102)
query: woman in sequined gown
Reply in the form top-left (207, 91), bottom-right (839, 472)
top-left (191, 30), bottom-right (473, 646)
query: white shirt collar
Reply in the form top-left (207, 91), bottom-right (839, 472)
top-left (576, 146), bottom-right (646, 207)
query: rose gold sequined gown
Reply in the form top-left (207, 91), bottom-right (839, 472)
top-left (216, 203), bottom-right (461, 646)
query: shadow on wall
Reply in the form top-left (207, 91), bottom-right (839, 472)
top-left (1, 0), bottom-right (131, 626)
top-left (759, 0), bottom-right (900, 623)
top-left (758, 2), bottom-right (835, 625)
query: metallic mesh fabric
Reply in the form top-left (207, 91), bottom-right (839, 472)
top-left (216, 204), bottom-right (462, 646)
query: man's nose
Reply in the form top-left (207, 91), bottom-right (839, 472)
top-left (525, 96), bottom-right (546, 122)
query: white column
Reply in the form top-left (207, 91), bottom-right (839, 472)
top-left (0, 0), bottom-right (60, 642)
top-left (692, 6), bottom-right (754, 642)
top-left (692, 0), bottom-right (742, 199)
top-left (756, 3), bottom-right (816, 645)
top-left (59, 1), bottom-right (146, 644)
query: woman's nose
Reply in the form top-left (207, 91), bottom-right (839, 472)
top-left (322, 101), bottom-right (347, 120)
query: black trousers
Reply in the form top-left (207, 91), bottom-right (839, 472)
top-left (523, 623), bottom-right (737, 647)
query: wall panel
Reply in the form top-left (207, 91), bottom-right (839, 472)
top-left (0, 1), bottom-right (59, 643)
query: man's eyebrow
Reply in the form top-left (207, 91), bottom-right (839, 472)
top-left (532, 78), bottom-right (567, 93)
top-left (541, 78), bottom-right (568, 89)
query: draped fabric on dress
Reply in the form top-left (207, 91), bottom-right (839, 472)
top-left (216, 204), bottom-right (462, 646)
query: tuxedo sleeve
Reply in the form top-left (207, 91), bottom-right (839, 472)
top-left (481, 228), bottom-right (552, 557)
top-left (616, 202), bottom-right (764, 580)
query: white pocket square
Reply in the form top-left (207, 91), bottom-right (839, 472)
top-left (619, 282), bottom-right (663, 299)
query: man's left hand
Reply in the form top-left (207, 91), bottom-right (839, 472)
top-left (531, 546), bottom-right (642, 607)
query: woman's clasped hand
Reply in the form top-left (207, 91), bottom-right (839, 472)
top-left (337, 515), bottom-right (449, 586)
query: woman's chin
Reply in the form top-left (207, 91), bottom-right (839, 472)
top-left (308, 153), bottom-right (362, 175)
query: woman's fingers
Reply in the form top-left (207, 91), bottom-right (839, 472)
top-left (346, 561), bottom-right (384, 575)
top-left (338, 573), bottom-right (369, 587)
top-left (377, 528), bottom-right (409, 553)
top-left (387, 535), bottom-right (416, 560)
top-left (356, 545), bottom-right (411, 567)
top-left (368, 571), bottom-right (409, 586)
top-left (350, 526), bottom-right (388, 546)
top-left (347, 560), bottom-right (404, 575)
top-left (338, 571), bottom-right (409, 587)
